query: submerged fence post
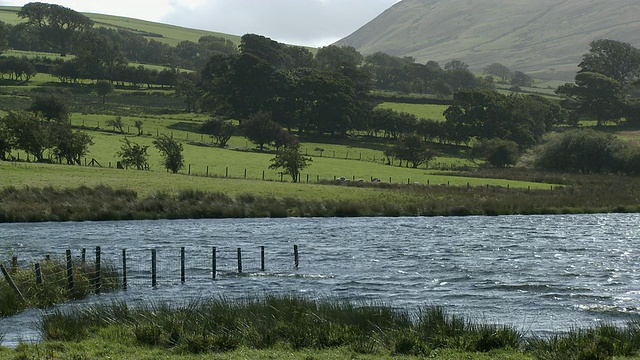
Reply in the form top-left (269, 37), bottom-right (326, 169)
top-left (122, 249), bottom-right (127, 290)
top-left (66, 249), bottom-right (74, 293)
top-left (81, 248), bottom-right (86, 265)
top-left (35, 263), bottom-right (43, 287)
top-left (181, 247), bottom-right (186, 283)
top-left (151, 249), bottom-right (157, 288)
top-left (294, 245), bottom-right (299, 269)
top-left (212, 247), bottom-right (217, 280)
top-left (95, 246), bottom-right (101, 294)
top-left (237, 248), bottom-right (242, 273)
top-left (260, 246), bottom-right (265, 272)
top-left (0, 264), bottom-right (26, 303)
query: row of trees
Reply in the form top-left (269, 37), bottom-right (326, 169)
top-left (0, 2), bottom-right (238, 71)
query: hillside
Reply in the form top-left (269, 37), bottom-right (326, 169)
top-left (0, 6), bottom-right (241, 47)
top-left (336, 0), bottom-right (640, 80)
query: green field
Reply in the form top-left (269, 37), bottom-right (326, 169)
top-left (376, 102), bottom-right (449, 121)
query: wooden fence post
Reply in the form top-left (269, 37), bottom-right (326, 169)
top-left (35, 263), bottom-right (43, 287)
top-left (122, 249), bottom-right (127, 290)
top-left (81, 248), bottom-right (86, 265)
top-left (212, 247), bottom-right (217, 280)
top-left (151, 249), bottom-right (157, 287)
top-left (294, 245), bottom-right (299, 269)
top-left (66, 249), bottom-right (74, 293)
top-left (0, 264), bottom-right (26, 303)
top-left (260, 246), bottom-right (265, 272)
top-left (11, 256), bottom-right (17, 271)
top-left (181, 247), bottom-right (186, 283)
top-left (237, 248), bottom-right (242, 273)
top-left (95, 246), bottom-right (101, 294)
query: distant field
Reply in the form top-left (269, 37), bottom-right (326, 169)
top-left (0, 6), bottom-right (242, 47)
top-left (376, 102), bottom-right (448, 121)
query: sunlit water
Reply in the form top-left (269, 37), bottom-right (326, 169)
top-left (1, 214), bottom-right (640, 347)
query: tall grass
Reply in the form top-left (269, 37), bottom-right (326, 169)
top-left (39, 296), bottom-right (521, 355)
top-left (0, 255), bottom-right (119, 317)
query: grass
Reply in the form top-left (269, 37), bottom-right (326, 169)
top-left (376, 102), bottom-right (449, 121)
top-left (0, 255), bottom-right (119, 317)
top-left (5, 296), bottom-right (640, 359)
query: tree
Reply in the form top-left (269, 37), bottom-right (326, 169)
top-left (0, 111), bottom-right (50, 162)
top-left (510, 71), bottom-right (533, 87)
top-left (472, 138), bottom-right (520, 168)
top-left (95, 80), bottom-right (114, 104)
top-left (483, 63), bottom-right (512, 82)
top-left (73, 29), bottom-right (127, 80)
top-left (269, 143), bottom-right (311, 182)
top-left (29, 94), bottom-right (69, 122)
top-left (49, 124), bottom-right (93, 165)
top-left (444, 59), bottom-right (469, 71)
top-left (579, 39), bottom-right (640, 87)
top-left (153, 135), bottom-right (184, 174)
top-left (556, 72), bottom-right (624, 126)
top-left (134, 120), bottom-right (143, 136)
top-left (174, 73), bottom-right (202, 112)
top-left (385, 133), bottom-right (437, 168)
top-left (106, 116), bottom-right (126, 134)
top-left (18, 2), bottom-right (94, 56)
top-left (200, 118), bottom-right (235, 148)
top-left (243, 111), bottom-right (283, 151)
top-left (116, 138), bottom-right (149, 170)
top-left (534, 129), bottom-right (626, 174)
top-left (0, 119), bottom-right (14, 161)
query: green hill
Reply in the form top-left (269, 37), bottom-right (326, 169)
top-left (0, 6), bottom-right (241, 47)
top-left (336, 0), bottom-right (640, 80)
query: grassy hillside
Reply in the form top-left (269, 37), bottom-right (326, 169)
top-left (336, 0), bottom-right (640, 80)
top-left (0, 6), bottom-right (241, 47)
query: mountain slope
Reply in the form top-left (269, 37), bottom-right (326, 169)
top-left (336, 0), bottom-right (640, 80)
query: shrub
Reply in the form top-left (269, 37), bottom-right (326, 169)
top-left (472, 138), bottom-right (520, 168)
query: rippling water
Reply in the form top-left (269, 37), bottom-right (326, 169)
top-left (1, 214), bottom-right (640, 346)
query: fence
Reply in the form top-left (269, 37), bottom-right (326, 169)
top-left (1, 245), bottom-right (302, 297)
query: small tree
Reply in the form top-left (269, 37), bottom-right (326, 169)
top-left (510, 71), bottom-right (534, 87)
top-left (243, 111), bottom-right (282, 151)
top-left (153, 134), bottom-right (184, 174)
top-left (472, 138), bottom-right (520, 168)
top-left (385, 133), bottom-right (438, 168)
top-left (95, 80), bottom-right (114, 104)
top-left (200, 118), bottom-right (235, 148)
top-left (269, 143), bottom-right (312, 182)
top-left (29, 94), bottom-right (70, 123)
top-left (116, 138), bottom-right (149, 170)
top-left (107, 116), bottom-right (125, 134)
top-left (134, 120), bottom-right (143, 136)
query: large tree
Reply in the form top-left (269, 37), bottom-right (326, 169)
top-left (483, 63), bottom-right (512, 82)
top-left (18, 2), bottom-right (94, 56)
top-left (579, 39), bottom-right (640, 87)
top-left (200, 118), bottom-right (235, 148)
top-left (385, 133), bottom-right (437, 168)
top-left (556, 72), bottom-right (624, 126)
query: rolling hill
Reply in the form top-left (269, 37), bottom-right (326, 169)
top-left (336, 0), bottom-right (640, 80)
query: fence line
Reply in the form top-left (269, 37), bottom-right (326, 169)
top-left (1, 245), bottom-right (302, 297)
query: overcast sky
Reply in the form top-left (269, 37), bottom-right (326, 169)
top-left (0, 0), bottom-right (402, 46)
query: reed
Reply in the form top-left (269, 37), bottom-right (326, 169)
top-left (39, 296), bottom-right (521, 355)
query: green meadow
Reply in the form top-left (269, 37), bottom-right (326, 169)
top-left (376, 102), bottom-right (449, 121)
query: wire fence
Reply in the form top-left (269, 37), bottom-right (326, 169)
top-left (1, 245), bottom-right (301, 296)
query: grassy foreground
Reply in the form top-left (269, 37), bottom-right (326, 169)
top-left (4, 296), bottom-right (640, 359)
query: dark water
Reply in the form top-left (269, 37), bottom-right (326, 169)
top-left (2, 214), bottom-right (640, 346)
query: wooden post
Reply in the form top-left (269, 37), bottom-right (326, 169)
top-left (280, 173), bottom-right (284, 182)
top-left (151, 249), bottom-right (157, 287)
top-left (206, 166), bottom-right (209, 177)
top-left (244, 169), bottom-right (247, 178)
top-left (66, 250), bottom-right (74, 293)
top-left (260, 246), bottom-right (265, 272)
top-left (95, 246), bottom-right (101, 294)
top-left (35, 263), bottom-right (43, 287)
top-left (81, 248), bottom-right (86, 265)
top-left (212, 247), bottom-right (217, 280)
top-left (0, 264), bottom-right (26, 303)
top-left (262, 171), bottom-right (265, 180)
top-left (237, 248), bottom-right (242, 273)
top-left (122, 249), bottom-right (127, 290)
top-left (11, 256), bottom-right (17, 271)
top-left (188, 164), bottom-right (191, 175)
top-left (180, 247), bottom-right (186, 283)
top-left (294, 245), bottom-right (299, 269)
top-left (226, 167), bottom-right (229, 177)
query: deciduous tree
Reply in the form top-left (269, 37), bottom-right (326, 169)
top-left (269, 143), bottom-right (311, 182)
top-left (153, 135), bottom-right (184, 174)
top-left (116, 138), bottom-right (149, 170)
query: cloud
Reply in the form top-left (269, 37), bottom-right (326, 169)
top-left (162, 0), bottom-right (401, 46)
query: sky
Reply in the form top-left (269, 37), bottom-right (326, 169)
top-left (0, 0), bottom-right (402, 47)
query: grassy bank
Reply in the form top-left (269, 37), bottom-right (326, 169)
top-left (1, 164), bottom-right (640, 222)
top-left (4, 296), bottom-right (640, 359)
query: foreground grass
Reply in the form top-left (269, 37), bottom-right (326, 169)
top-left (4, 296), bottom-right (640, 359)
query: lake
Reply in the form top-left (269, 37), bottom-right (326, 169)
top-left (2, 214), bottom-right (640, 346)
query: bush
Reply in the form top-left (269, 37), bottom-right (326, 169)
top-left (472, 138), bottom-right (520, 168)
top-left (534, 129), bottom-right (626, 174)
